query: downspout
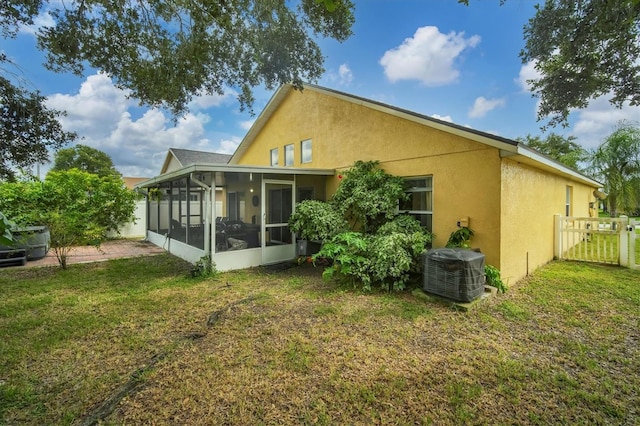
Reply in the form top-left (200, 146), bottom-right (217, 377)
top-left (190, 173), bottom-right (212, 256)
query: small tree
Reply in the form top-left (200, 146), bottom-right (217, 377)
top-left (0, 169), bottom-right (137, 268)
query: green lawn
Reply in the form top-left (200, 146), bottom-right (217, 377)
top-left (1, 255), bottom-right (639, 425)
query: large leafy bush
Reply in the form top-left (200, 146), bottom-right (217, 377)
top-left (288, 199), bottom-right (347, 241)
top-left (312, 161), bottom-right (433, 291)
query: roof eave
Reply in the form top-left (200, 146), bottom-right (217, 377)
top-left (134, 163), bottom-right (335, 189)
top-left (511, 145), bottom-right (602, 187)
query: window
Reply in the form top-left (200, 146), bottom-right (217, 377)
top-left (301, 139), bottom-right (312, 163)
top-left (566, 186), bottom-right (573, 216)
top-left (270, 148), bottom-right (279, 166)
top-left (285, 144), bottom-right (294, 166)
top-left (399, 177), bottom-right (433, 231)
top-left (298, 187), bottom-right (314, 202)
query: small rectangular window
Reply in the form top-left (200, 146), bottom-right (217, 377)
top-left (301, 139), bottom-right (312, 163)
top-left (285, 144), bottom-right (294, 166)
top-left (566, 186), bottom-right (573, 216)
top-left (400, 177), bottom-right (433, 232)
top-left (270, 148), bottom-right (279, 167)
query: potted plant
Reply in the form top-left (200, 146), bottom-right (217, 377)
top-left (288, 200), bottom-right (347, 255)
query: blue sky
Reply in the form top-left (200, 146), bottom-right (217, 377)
top-left (3, 0), bottom-right (639, 177)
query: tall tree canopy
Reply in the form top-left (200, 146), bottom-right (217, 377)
top-left (51, 144), bottom-right (120, 177)
top-left (0, 0), bottom-right (354, 179)
top-left (518, 133), bottom-right (589, 171)
top-left (590, 123), bottom-right (640, 217)
top-left (461, 0), bottom-right (640, 127)
top-left (0, 73), bottom-right (76, 181)
top-left (3, 0), bottom-right (354, 115)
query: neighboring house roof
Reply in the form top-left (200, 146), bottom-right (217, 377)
top-left (229, 83), bottom-right (600, 187)
top-left (160, 148), bottom-right (232, 174)
top-left (122, 177), bottom-right (149, 189)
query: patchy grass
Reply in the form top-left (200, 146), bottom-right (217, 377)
top-left (1, 256), bottom-right (639, 425)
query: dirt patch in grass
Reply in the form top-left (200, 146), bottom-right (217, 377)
top-left (1, 259), bottom-right (639, 425)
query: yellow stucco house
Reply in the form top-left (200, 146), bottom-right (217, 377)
top-left (136, 83), bottom-right (600, 285)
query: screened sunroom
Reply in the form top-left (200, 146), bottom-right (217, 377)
top-left (135, 163), bottom-right (333, 271)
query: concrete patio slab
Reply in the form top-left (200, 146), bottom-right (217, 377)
top-left (12, 239), bottom-right (166, 268)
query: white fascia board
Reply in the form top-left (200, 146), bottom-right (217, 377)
top-left (134, 163), bottom-right (335, 188)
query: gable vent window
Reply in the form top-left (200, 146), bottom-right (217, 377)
top-left (399, 177), bottom-right (433, 231)
top-left (270, 148), bottom-right (279, 167)
top-left (301, 139), bottom-right (312, 164)
top-left (285, 144), bottom-right (294, 166)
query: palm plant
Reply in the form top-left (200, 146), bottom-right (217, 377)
top-left (589, 123), bottom-right (640, 217)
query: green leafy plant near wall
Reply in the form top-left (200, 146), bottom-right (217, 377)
top-left (446, 226), bottom-right (474, 248)
top-left (485, 264), bottom-right (507, 293)
top-left (288, 200), bottom-right (348, 241)
top-left (308, 161), bottom-right (433, 292)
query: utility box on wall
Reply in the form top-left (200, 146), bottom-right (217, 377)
top-left (296, 240), bottom-right (322, 256)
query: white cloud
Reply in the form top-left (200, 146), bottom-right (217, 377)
top-left (431, 114), bottom-right (453, 123)
top-left (45, 72), bottom-right (233, 177)
top-left (218, 138), bottom-right (242, 154)
top-left (189, 90), bottom-right (236, 110)
top-left (515, 61), bottom-right (640, 150)
top-left (325, 63), bottom-right (354, 86)
top-left (338, 64), bottom-right (353, 85)
top-left (515, 60), bottom-right (542, 93)
top-left (469, 96), bottom-right (506, 118)
top-left (18, 11), bottom-right (55, 35)
top-left (379, 26), bottom-right (480, 86)
top-left (571, 96), bottom-right (640, 149)
top-left (239, 119), bottom-right (255, 131)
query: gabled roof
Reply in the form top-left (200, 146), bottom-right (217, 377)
top-left (229, 83), bottom-right (600, 187)
top-left (160, 148), bottom-right (232, 174)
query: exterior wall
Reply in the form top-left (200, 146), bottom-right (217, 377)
top-left (236, 88), bottom-right (503, 265)
top-left (499, 158), bottom-right (597, 284)
top-left (164, 156), bottom-right (183, 174)
top-left (107, 199), bottom-right (146, 239)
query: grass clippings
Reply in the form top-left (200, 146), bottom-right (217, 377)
top-left (1, 255), bottom-right (639, 425)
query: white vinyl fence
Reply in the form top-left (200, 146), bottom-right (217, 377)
top-left (107, 199), bottom-right (147, 239)
top-left (554, 215), bottom-right (638, 269)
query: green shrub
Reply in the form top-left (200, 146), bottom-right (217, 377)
top-left (485, 265), bottom-right (507, 293)
top-left (314, 232), bottom-right (372, 289)
top-left (369, 231), bottom-right (431, 291)
top-left (288, 200), bottom-right (347, 241)
top-left (192, 255), bottom-right (218, 278)
top-left (315, 230), bottom-right (430, 292)
top-left (446, 227), bottom-right (474, 248)
top-left (331, 160), bottom-right (407, 233)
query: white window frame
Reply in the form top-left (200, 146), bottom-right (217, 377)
top-left (270, 148), bottom-right (279, 167)
top-left (285, 144), bottom-right (294, 166)
top-left (566, 186), bottom-right (573, 216)
top-left (399, 176), bottom-right (433, 231)
top-left (301, 139), bottom-right (312, 164)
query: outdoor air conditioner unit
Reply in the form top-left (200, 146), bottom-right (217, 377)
top-left (423, 248), bottom-right (485, 302)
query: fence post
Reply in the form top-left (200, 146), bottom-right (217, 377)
top-left (554, 214), bottom-right (561, 260)
top-left (620, 215), bottom-right (629, 267)
top-left (629, 220), bottom-right (636, 269)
